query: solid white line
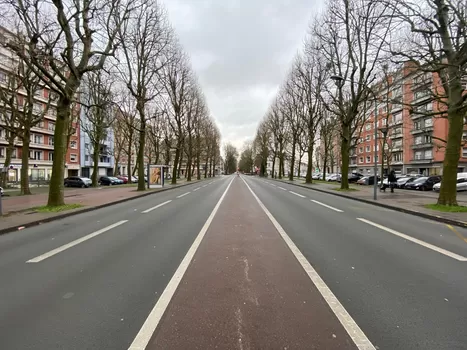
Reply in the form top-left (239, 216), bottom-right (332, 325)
top-left (141, 200), bottom-right (172, 214)
top-left (176, 192), bottom-right (190, 198)
top-left (278, 187), bottom-right (287, 191)
top-left (289, 191), bottom-right (305, 198)
top-left (241, 177), bottom-right (375, 350)
top-left (26, 220), bottom-right (129, 263)
top-left (128, 177), bottom-right (235, 350)
top-left (311, 200), bottom-right (343, 213)
top-left (357, 218), bottom-right (467, 262)
top-left (193, 187), bottom-right (201, 192)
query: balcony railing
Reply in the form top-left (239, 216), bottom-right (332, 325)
top-left (411, 126), bottom-right (433, 134)
top-left (410, 157), bottom-right (433, 164)
top-left (412, 142), bottom-right (433, 149)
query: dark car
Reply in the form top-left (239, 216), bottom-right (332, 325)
top-left (339, 172), bottom-right (364, 183)
top-left (99, 176), bottom-right (118, 186)
top-left (64, 176), bottom-right (92, 188)
top-left (404, 176), bottom-right (441, 191)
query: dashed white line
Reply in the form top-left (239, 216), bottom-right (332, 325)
top-left (208, 182), bottom-right (213, 185)
top-left (311, 200), bottom-right (343, 213)
top-left (270, 183), bottom-right (276, 187)
top-left (142, 200), bottom-right (172, 214)
top-left (278, 187), bottom-right (287, 191)
top-left (202, 185), bottom-right (207, 188)
top-left (193, 187), bottom-right (201, 192)
top-left (128, 177), bottom-right (235, 350)
top-left (289, 191), bottom-right (305, 198)
top-left (26, 220), bottom-right (129, 263)
top-left (241, 177), bottom-right (376, 350)
top-left (177, 192), bottom-right (190, 198)
top-left (357, 218), bottom-right (467, 262)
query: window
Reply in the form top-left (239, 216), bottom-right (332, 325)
top-left (374, 145), bottom-right (380, 151)
top-left (359, 157), bottom-right (364, 164)
top-left (393, 153), bottom-right (403, 162)
top-left (415, 136), bottom-right (422, 145)
top-left (365, 124), bottom-right (371, 131)
top-left (382, 118), bottom-right (387, 126)
top-left (463, 148), bottom-right (467, 158)
top-left (30, 150), bottom-right (42, 160)
top-left (366, 145), bottom-right (370, 152)
top-left (70, 140), bottom-right (77, 149)
top-left (424, 135), bottom-right (432, 143)
top-left (48, 136), bottom-right (54, 146)
top-left (33, 135), bottom-right (43, 144)
top-left (393, 112), bottom-right (403, 123)
top-left (48, 152), bottom-right (53, 161)
top-left (414, 90), bottom-right (430, 100)
top-left (394, 140), bottom-right (402, 148)
top-left (48, 122), bottom-right (55, 131)
top-left (34, 89), bottom-right (44, 98)
top-left (414, 121), bottom-right (420, 130)
top-left (424, 150), bottom-right (432, 159)
top-left (414, 151), bottom-right (423, 160)
top-left (85, 155), bottom-right (89, 161)
top-left (70, 154), bottom-right (77, 162)
top-left (49, 108), bottom-right (56, 117)
top-left (37, 121), bottom-right (44, 128)
top-left (366, 156), bottom-right (371, 163)
top-left (0, 71), bottom-right (7, 83)
top-left (366, 135), bottom-right (371, 141)
top-left (33, 103), bottom-right (43, 113)
top-left (359, 147), bottom-right (363, 154)
top-left (374, 156), bottom-right (379, 162)
top-left (0, 147), bottom-right (4, 158)
top-left (425, 118), bottom-right (433, 127)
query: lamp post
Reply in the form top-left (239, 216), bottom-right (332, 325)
top-left (330, 75), bottom-right (379, 200)
top-left (379, 126), bottom-right (389, 180)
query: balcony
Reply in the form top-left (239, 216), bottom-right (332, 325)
top-left (31, 126), bottom-right (55, 135)
top-left (412, 92), bottom-right (432, 105)
top-left (412, 142), bottom-right (433, 150)
top-left (30, 142), bottom-right (54, 150)
top-left (391, 146), bottom-right (403, 152)
top-left (411, 126), bottom-right (433, 135)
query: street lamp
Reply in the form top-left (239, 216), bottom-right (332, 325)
top-left (379, 126), bottom-right (389, 179)
top-left (330, 75), bottom-right (379, 200)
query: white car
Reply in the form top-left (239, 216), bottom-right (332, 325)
top-left (433, 177), bottom-right (467, 192)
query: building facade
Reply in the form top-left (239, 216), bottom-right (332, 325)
top-left (349, 62), bottom-right (467, 176)
top-left (0, 26), bottom-right (80, 183)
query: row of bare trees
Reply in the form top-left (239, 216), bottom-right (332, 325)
top-left (0, 0), bottom-right (221, 206)
top-left (253, 0), bottom-right (467, 207)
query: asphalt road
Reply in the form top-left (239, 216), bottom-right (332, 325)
top-left (245, 176), bottom-right (467, 350)
top-left (0, 177), bottom-right (229, 350)
top-left (1, 174), bottom-right (466, 350)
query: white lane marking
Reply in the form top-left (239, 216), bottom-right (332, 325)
top-left (176, 192), bottom-right (190, 198)
top-left (357, 218), bottom-right (467, 262)
top-left (311, 200), bottom-right (343, 213)
top-left (202, 185), bottom-right (207, 188)
top-left (142, 200), bottom-right (172, 214)
top-left (193, 187), bottom-right (201, 192)
top-left (26, 220), bottom-right (129, 263)
top-left (278, 187), bottom-right (287, 191)
top-left (208, 182), bottom-right (213, 184)
top-left (270, 183), bottom-right (276, 187)
top-left (242, 177), bottom-right (375, 350)
top-left (289, 191), bottom-right (305, 198)
top-left (128, 177), bottom-right (235, 350)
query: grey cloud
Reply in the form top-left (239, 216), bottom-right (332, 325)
top-left (164, 0), bottom-right (325, 148)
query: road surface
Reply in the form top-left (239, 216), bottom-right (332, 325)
top-left (0, 175), bottom-right (466, 349)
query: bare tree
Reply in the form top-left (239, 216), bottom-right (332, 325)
top-left (2, 0), bottom-right (133, 206)
top-left (254, 120), bottom-right (270, 177)
top-left (0, 52), bottom-right (52, 195)
top-left (117, 0), bottom-right (173, 190)
top-left (315, 0), bottom-right (394, 189)
top-left (266, 100), bottom-right (289, 179)
top-left (224, 143), bottom-right (238, 174)
top-left (387, 0), bottom-right (467, 206)
top-left (80, 70), bottom-right (115, 187)
top-left (319, 112), bottom-right (338, 180)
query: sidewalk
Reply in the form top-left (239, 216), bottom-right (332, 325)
top-left (0, 178), bottom-right (206, 233)
top-left (146, 177), bottom-right (360, 350)
top-left (272, 177), bottom-right (467, 225)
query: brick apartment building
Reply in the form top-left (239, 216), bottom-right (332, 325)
top-left (349, 62), bottom-right (467, 176)
top-left (0, 26), bottom-right (80, 183)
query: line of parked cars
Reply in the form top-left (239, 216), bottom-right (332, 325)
top-left (315, 171), bottom-right (467, 192)
top-left (63, 175), bottom-right (146, 188)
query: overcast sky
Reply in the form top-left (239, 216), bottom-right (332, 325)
top-left (163, 0), bottom-right (325, 152)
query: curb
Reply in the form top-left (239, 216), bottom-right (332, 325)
top-left (269, 178), bottom-right (467, 229)
top-left (0, 178), bottom-right (215, 236)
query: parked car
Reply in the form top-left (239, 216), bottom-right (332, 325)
top-left (312, 173), bottom-right (321, 180)
top-left (99, 176), bottom-right (118, 186)
top-left (117, 176), bottom-right (128, 184)
top-left (433, 176), bottom-right (467, 192)
top-left (110, 176), bottom-right (124, 185)
top-left (397, 176), bottom-right (419, 189)
top-left (0, 187), bottom-right (3, 196)
top-left (404, 176), bottom-right (441, 191)
top-left (64, 176), bottom-right (92, 188)
top-left (326, 173), bottom-right (340, 182)
top-left (356, 176), bottom-right (369, 185)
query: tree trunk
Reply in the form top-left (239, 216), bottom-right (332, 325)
top-left (127, 141), bottom-right (132, 181)
top-left (92, 142), bottom-right (100, 187)
top-left (340, 124), bottom-right (351, 190)
top-left (271, 156), bottom-right (276, 178)
top-left (289, 140), bottom-right (296, 181)
top-left (20, 131), bottom-right (31, 195)
top-left (186, 151), bottom-right (192, 181)
top-left (305, 143), bottom-right (314, 184)
top-left (177, 151), bottom-right (183, 179)
top-left (209, 157), bottom-right (213, 177)
top-left (172, 146), bottom-right (181, 184)
top-left (438, 109), bottom-right (463, 205)
top-left (1, 140), bottom-right (14, 188)
top-left (204, 158), bottom-right (208, 178)
top-left (196, 151), bottom-right (201, 180)
top-left (47, 97), bottom-right (71, 206)
top-left (137, 123), bottom-right (146, 191)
